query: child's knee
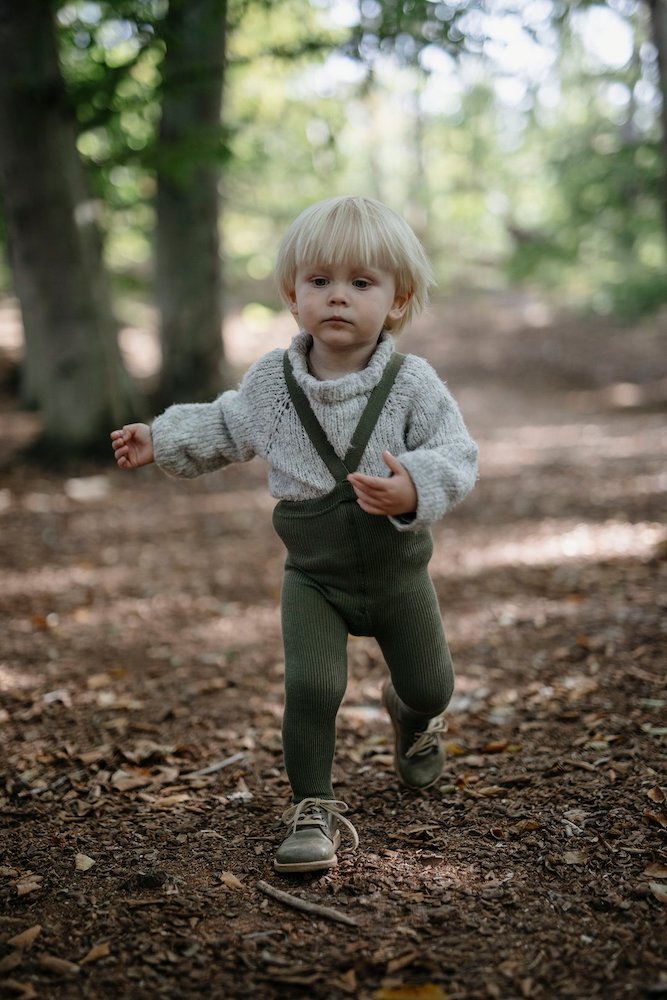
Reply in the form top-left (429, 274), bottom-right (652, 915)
top-left (285, 669), bottom-right (347, 713)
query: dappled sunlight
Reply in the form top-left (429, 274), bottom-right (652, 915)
top-left (191, 603), bottom-right (282, 649)
top-left (443, 592), bottom-right (599, 647)
top-left (481, 420), bottom-right (666, 472)
top-left (119, 325), bottom-right (161, 379)
top-left (433, 519), bottom-right (664, 576)
top-left (0, 296), bottom-right (22, 357)
top-left (0, 663), bottom-right (41, 693)
top-left (2, 563), bottom-right (135, 600)
top-left (159, 486), bottom-right (275, 518)
top-left (224, 307), bottom-right (294, 367)
top-left (361, 852), bottom-right (497, 894)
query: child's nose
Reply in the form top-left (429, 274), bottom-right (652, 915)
top-left (327, 283), bottom-right (349, 303)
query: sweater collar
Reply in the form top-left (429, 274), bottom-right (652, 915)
top-left (287, 331), bottom-right (395, 402)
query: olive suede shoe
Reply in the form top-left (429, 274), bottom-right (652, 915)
top-left (382, 680), bottom-right (447, 789)
top-left (274, 798), bottom-right (359, 874)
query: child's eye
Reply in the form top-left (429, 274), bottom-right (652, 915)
top-left (353, 279), bottom-right (370, 289)
top-left (311, 277), bottom-right (328, 287)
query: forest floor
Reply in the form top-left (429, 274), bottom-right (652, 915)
top-left (0, 292), bottom-right (666, 1000)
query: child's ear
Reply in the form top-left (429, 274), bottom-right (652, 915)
top-left (287, 290), bottom-right (299, 316)
top-left (387, 289), bottom-right (412, 323)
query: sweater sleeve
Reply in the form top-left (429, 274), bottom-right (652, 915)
top-left (149, 352), bottom-right (287, 478)
top-left (389, 357), bottom-right (478, 532)
top-left (150, 391), bottom-right (256, 478)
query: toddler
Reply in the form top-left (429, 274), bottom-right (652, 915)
top-left (111, 196), bottom-right (478, 873)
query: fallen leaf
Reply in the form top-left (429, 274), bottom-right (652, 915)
top-left (76, 745), bottom-right (112, 765)
top-left (36, 953), bottom-right (79, 975)
top-left (477, 786), bottom-right (506, 797)
top-left (649, 882), bottom-right (667, 904)
top-left (227, 777), bottom-right (253, 802)
top-left (0, 980), bottom-right (38, 999)
top-left (7, 926), bottom-right (42, 950)
top-left (0, 953), bottom-right (22, 974)
top-left (122, 740), bottom-right (176, 764)
top-left (647, 787), bottom-right (665, 803)
top-left (74, 854), bottom-right (95, 872)
top-left (219, 871), bottom-right (245, 891)
top-left (151, 793), bottom-right (191, 809)
top-left (80, 941), bottom-right (112, 965)
top-left (388, 824), bottom-right (440, 841)
top-left (15, 877), bottom-right (43, 897)
top-left (508, 820), bottom-right (541, 835)
top-left (644, 863), bottom-right (667, 879)
top-left (562, 809), bottom-right (590, 827)
top-left (563, 851), bottom-right (589, 865)
top-left (86, 672), bottom-right (114, 690)
top-left (644, 811), bottom-right (667, 829)
top-left (374, 985), bottom-right (451, 1000)
top-left (386, 949), bottom-right (421, 974)
top-left (330, 968), bottom-right (357, 994)
top-left (110, 768), bottom-right (153, 791)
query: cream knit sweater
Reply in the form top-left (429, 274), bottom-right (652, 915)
top-left (151, 331), bottom-right (478, 533)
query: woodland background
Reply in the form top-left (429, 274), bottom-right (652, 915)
top-left (0, 2), bottom-right (666, 999)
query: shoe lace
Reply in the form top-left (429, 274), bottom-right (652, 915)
top-left (405, 717), bottom-right (448, 759)
top-left (281, 798), bottom-right (359, 850)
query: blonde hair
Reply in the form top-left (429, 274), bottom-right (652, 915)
top-left (275, 196), bottom-right (434, 332)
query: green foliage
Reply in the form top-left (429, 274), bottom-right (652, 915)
top-left (498, 2), bottom-right (667, 315)
top-left (343, 0), bottom-right (481, 61)
top-left (27, 0), bottom-right (665, 318)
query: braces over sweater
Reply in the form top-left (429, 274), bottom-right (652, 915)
top-left (151, 331), bottom-right (478, 533)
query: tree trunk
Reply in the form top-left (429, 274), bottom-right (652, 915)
top-left (646, 0), bottom-right (667, 238)
top-left (0, 0), bottom-right (140, 454)
top-left (155, 0), bottom-right (228, 407)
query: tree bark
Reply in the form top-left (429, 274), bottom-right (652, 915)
top-left (0, 0), bottom-right (139, 454)
top-left (646, 0), bottom-right (667, 238)
top-left (154, 0), bottom-right (228, 407)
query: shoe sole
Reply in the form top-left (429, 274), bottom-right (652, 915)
top-left (274, 829), bottom-right (341, 873)
top-left (273, 853), bottom-right (339, 874)
top-left (382, 682), bottom-right (442, 791)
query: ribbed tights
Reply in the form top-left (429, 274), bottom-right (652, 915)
top-left (280, 566), bottom-right (453, 801)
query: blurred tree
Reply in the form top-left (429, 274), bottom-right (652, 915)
top-left (358, 0), bottom-right (663, 312)
top-left (154, 0), bottom-right (228, 406)
top-left (53, 0), bottom-right (338, 404)
top-left (646, 0), bottom-right (667, 231)
top-left (0, 0), bottom-right (140, 453)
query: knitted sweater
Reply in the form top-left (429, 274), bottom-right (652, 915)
top-left (151, 331), bottom-right (478, 533)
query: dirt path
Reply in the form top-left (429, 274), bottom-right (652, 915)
top-left (1, 293), bottom-right (666, 1000)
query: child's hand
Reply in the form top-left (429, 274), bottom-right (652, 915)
top-left (110, 423), bottom-right (154, 469)
top-left (347, 452), bottom-right (417, 517)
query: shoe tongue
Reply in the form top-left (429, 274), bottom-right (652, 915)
top-left (299, 807), bottom-right (327, 826)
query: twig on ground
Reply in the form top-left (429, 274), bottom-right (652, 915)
top-left (569, 758), bottom-right (597, 773)
top-left (183, 752), bottom-right (246, 779)
top-left (255, 880), bottom-right (358, 927)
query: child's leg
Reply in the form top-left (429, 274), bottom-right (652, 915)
top-left (280, 568), bottom-right (349, 801)
top-left (374, 574), bottom-right (453, 789)
top-left (374, 573), bottom-right (454, 718)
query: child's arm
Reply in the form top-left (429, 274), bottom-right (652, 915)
top-left (110, 423), bottom-right (154, 469)
top-left (347, 452), bottom-right (417, 516)
top-left (350, 355), bottom-right (478, 530)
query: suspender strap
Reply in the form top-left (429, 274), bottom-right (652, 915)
top-left (282, 352), bottom-right (348, 481)
top-left (282, 350), bottom-right (406, 480)
top-left (343, 351), bottom-right (405, 472)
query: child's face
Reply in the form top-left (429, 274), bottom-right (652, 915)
top-left (288, 263), bottom-right (410, 353)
